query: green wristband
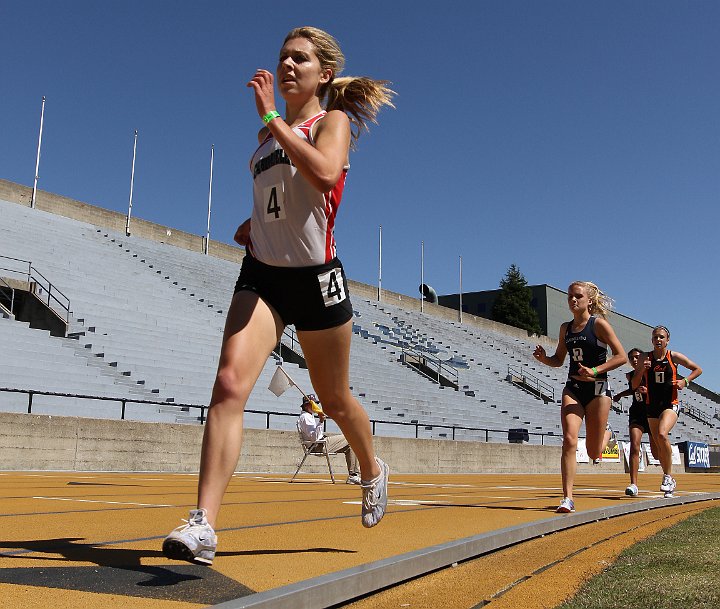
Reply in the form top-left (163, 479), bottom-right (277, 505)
top-left (262, 110), bottom-right (281, 124)
top-left (685, 378), bottom-right (690, 387)
top-left (592, 367), bottom-right (598, 377)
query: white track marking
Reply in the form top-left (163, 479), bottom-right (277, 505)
top-left (33, 496), bottom-right (174, 507)
top-left (343, 499), bottom-right (453, 507)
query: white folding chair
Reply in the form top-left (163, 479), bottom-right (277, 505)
top-left (291, 428), bottom-right (339, 483)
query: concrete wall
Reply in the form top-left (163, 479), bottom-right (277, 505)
top-left (1, 411), bottom-right (653, 475)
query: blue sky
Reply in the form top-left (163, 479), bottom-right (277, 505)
top-left (2, 1), bottom-right (719, 391)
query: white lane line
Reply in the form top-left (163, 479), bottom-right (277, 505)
top-left (248, 476), bottom-right (330, 483)
top-left (433, 494), bottom-right (515, 499)
top-left (491, 486), bottom-right (562, 491)
top-left (343, 499), bottom-right (453, 507)
top-left (246, 476), bottom-right (476, 489)
top-left (33, 496), bottom-right (174, 507)
top-left (389, 482), bottom-right (474, 488)
top-left (20, 474), bottom-right (99, 479)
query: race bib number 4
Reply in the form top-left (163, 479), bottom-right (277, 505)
top-left (263, 183), bottom-right (286, 222)
top-left (317, 268), bottom-right (346, 307)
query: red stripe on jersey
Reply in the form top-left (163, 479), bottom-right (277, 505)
top-left (324, 169), bottom-right (346, 262)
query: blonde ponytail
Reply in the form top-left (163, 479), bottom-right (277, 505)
top-left (326, 76), bottom-right (395, 146)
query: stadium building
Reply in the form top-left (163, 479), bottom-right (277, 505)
top-left (438, 285), bottom-right (654, 354)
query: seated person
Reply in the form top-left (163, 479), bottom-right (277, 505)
top-left (297, 394), bottom-right (360, 485)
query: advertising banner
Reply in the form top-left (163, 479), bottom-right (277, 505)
top-left (601, 439), bottom-right (621, 462)
top-left (685, 441), bottom-right (710, 469)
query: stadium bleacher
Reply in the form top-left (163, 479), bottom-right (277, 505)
top-left (1, 196), bottom-right (718, 446)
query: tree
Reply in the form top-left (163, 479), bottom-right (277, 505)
top-left (491, 264), bottom-right (542, 335)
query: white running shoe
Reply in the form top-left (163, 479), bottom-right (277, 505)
top-left (361, 458), bottom-right (389, 528)
top-left (625, 484), bottom-right (639, 497)
top-left (556, 497), bottom-right (575, 513)
top-left (664, 491), bottom-right (674, 499)
top-left (346, 474), bottom-right (361, 485)
top-left (162, 508), bottom-right (217, 565)
top-left (660, 474), bottom-right (676, 494)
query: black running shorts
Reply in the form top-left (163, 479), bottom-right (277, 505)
top-left (564, 378), bottom-right (612, 408)
top-left (233, 254), bottom-right (353, 331)
top-left (646, 401), bottom-right (680, 419)
top-left (628, 402), bottom-right (650, 433)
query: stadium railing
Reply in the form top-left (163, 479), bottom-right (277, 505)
top-left (680, 401), bottom-right (715, 427)
top-left (400, 347), bottom-right (459, 389)
top-left (0, 276), bottom-right (15, 317)
top-left (506, 364), bottom-right (555, 403)
top-left (0, 254), bottom-right (71, 324)
top-left (0, 386), bottom-right (560, 445)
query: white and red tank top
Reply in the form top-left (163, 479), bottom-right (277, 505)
top-left (247, 111), bottom-right (348, 267)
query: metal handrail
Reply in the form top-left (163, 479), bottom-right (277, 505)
top-left (281, 326), bottom-right (302, 354)
top-left (0, 386), bottom-right (559, 445)
top-left (680, 401), bottom-right (715, 427)
top-left (400, 346), bottom-right (459, 388)
top-left (0, 254), bottom-right (71, 323)
top-left (507, 364), bottom-right (555, 402)
top-left (0, 276), bottom-right (15, 315)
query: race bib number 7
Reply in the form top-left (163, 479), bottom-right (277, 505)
top-left (317, 268), bottom-right (346, 307)
top-left (263, 183), bottom-right (286, 222)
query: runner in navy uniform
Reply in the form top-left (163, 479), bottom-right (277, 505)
top-left (613, 348), bottom-right (658, 496)
top-left (632, 326), bottom-right (702, 497)
top-left (163, 27), bottom-right (395, 565)
top-left (534, 281), bottom-right (626, 513)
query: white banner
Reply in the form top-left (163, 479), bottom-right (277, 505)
top-left (643, 442), bottom-right (660, 466)
top-left (621, 441), bottom-right (645, 471)
top-left (576, 438), bottom-right (589, 463)
top-left (671, 444), bottom-right (681, 465)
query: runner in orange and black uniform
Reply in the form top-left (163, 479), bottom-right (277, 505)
top-left (632, 326), bottom-right (702, 497)
top-left (613, 348), bottom-right (658, 496)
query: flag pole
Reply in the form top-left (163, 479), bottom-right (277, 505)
top-left (125, 129), bottom-right (138, 236)
top-left (459, 255), bottom-right (463, 324)
top-left (31, 96), bottom-right (46, 209)
top-left (377, 225), bottom-right (382, 302)
top-left (205, 144), bottom-right (214, 255)
top-left (420, 240), bottom-right (424, 313)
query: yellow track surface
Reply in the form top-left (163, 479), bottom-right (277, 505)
top-left (2, 471), bottom-right (719, 608)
